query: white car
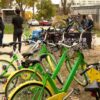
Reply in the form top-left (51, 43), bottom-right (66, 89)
top-left (28, 19), bottom-right (39, 26)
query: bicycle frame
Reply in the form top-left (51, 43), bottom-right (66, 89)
top-left (2, 42), bottom-right (57, 79)
top-left (8, 31), bottom-right (99, 100)
top-left (40, 50), bottom-right (85, 94)
top-left (8, 50), bottom-right (87, 100)
top-left (0, 53), bottom-right (19, 77)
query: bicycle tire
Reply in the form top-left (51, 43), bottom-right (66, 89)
top-left (0, 59), bottom-right (16, 94)
top-left (66, 59), bottom-right (88, 86)
top-left (8, 81), bottom-right (53, 100)
top-left (54, 21), bottom-right (66, 29)
top-left (40, 53), bottom-right (63, 85)
top-left (5, 69), bottom-right (42, 99)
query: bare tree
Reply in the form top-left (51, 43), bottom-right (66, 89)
top-left (14, 0), bottom-right (38, 18)
top-left (0, 0), bottom-right (12, 8)
top-left (61, 0), bottom-right (74, 15)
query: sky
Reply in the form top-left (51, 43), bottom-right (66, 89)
top-left (51, 0), bottom-right (60, 4)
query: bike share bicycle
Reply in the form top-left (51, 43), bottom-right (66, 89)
top-left (8, 30), bottom-right (100, 100)
top-left (3, 27), bottom-right (85, 99)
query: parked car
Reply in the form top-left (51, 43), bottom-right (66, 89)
top-left (39, 20), bottom-right (51, 26)
top-left (28, 19), bottom-right (39, 26)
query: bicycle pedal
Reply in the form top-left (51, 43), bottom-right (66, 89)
top-left (2, 65), bottom-right (7, 70)
top-left (73, 88), bottom-right (80, 95)
top-left (1, 78), bottom-right (7, 84)
top-left (63, 89), bottom-right (74, 100)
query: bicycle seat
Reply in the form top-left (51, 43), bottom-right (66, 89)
top-left (22, 49), bottom-right (39, 58)
top-left (22, 53), bottom-right (33, 58)
top-left (25, 54), bottom-right (47, 64)
top-left (85, 81), bottom-right (100, 92)
top-left (22, 58), bottom-right (40, 68)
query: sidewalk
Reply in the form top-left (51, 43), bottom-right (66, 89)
top-left (95, 37), bottom-right (100, 45)
top-left (3, 34), bottom-right (13, 43)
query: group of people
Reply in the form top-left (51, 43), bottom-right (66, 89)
top-left (0, 9), bottom-right (94, 52)
top-left (0, 8), bottom-right (23, 52)
top-left (65, 13), bottom-right (94, 49)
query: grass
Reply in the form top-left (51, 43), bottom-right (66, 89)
top-left (4, 24), bottom-right (13, 34)
top-left (4, 23), bottom-right (29, 34)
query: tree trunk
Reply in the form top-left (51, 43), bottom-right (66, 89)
top-left (21, 9), bottom-right (25, 18)
top-left (61, 0), bottom-right (72, 15)
top-left (61, 0), bottom-right (67, 15)
top-left (33, 3), bottom-right (35, 15)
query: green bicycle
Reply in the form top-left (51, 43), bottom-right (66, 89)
top-left (8, 41), bottom-right (87, 100)
top-left (5, 31), bottom-right (89, 98)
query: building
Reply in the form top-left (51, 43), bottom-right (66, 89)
top-left (59, 0), bottom-right (100, 25)
top-left (73, 0), bottom-right (100, 6)
top-left (71, 0), bottom-right (100, 23)
top-left (2, 9), bottom-right (15, 23)
top-left (59, 0), bottom-right (100, 7)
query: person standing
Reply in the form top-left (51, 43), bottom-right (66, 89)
top-left (12, 8), bottom-right (24, 52)
top-left (0, 10), bottom-right (5, 45)
top-left (86, 15), bottom-right (94, 49)
top-left (81, 15), bottom-right (88, 29)
top-left (65, 13), bottom-right (74, 32)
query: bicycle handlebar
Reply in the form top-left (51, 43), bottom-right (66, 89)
top-left (22, 48), bottom-right (40, 58)
top-left (0, 41), bottom-right (31, 48)
top-left (57, 29), bottom-right (86, 49)
top-left (25, 28), bottom-right (86, 52)
top-left (80, 63), bottom-right (100, 76)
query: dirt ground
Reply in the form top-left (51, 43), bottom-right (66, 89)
top-left (61, 46), bottom-right (100, 100)
top-left (1, 46), bottom-right (99, 100)
top-left (48, 46), bottom-right (100, 100)
top-left (0, 34), bottom-right (100, 100)
top-left (78, 47), bottom-right (100, 100)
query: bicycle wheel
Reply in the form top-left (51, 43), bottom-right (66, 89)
top-left (66, 58), bottom-right (88, 86)
top-left (8, 81), bottom-right (53, 100)
top-left (54, 21), bottom-right (66, 29)
top-left (41, 54), bottom-right (64, 85)
top-left (0, 59), bottom-right (16, 94)
top-left (5, 69), bottom-right (42, 98)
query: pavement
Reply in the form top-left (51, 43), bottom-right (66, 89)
top-left (3, 34), bottom-right (13, 43)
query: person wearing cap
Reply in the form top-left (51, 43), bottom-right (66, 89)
top-left (12, 8), bottom-right (24, 52)
top-left (0, 10), bottom-right (5, 45)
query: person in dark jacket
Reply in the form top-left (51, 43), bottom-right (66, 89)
top-left (12, 8), bottom-right (24, 52)
top-left (86, 15), bottom-right (94, 49)
top-left (65, 13), bottom-right (74, 32)
top-left (81, 15), bottom-right (88, 29)
top-left (0, 11), bottom-right (5, 45)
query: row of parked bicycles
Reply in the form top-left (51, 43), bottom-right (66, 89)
top-left (0, 27), bottom-right (100, 100)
